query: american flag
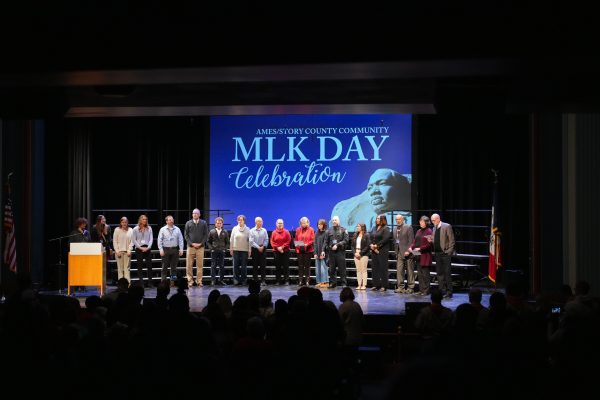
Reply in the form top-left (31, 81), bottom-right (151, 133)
top-left (4, 195), bottom-right (17, 273)
top-left (488, 173), bottom-right (501, 283)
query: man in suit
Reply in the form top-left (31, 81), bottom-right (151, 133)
top-left (430, 213), bottom-right (455, 299)
top-left (394, 214), bottom-right (415, 293)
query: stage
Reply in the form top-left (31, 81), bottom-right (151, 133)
top-left (61, 284), bottom-right (492, 315)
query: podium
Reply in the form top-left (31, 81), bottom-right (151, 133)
top-left (68, 243), bottom-right (105, 295)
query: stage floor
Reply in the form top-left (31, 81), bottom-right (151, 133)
top-left (59, 284), bottom-right (492, 315)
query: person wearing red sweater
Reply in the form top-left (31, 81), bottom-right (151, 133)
top-left (295, 217), bottom-right (315, 286)
top-left (270, 219), bottom-right (291, 285)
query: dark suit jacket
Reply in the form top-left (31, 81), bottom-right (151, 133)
top-left (351, 234), bottom-right (371, 257)
top-left (370, 226), bottom-right (392, 252)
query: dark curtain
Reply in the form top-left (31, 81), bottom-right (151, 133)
top-left (88, 117), bottom-right (208, 227)
top-left (67, 123), bottom-right (92, 226)
top-left (414, 113), bottom-right (530, 272)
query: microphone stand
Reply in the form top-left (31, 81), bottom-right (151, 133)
top-left (49, 233), bottom-right (82, 294)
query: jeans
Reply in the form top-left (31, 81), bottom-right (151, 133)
top-left (315, 257), bottom-right (329, 284)
top-left (211, 250), bottom-right (225, 282)
top-left (232, 250), bottom-right (248, 284)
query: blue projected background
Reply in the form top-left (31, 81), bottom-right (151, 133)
top-left (209, 114), bottom-right (412, 231)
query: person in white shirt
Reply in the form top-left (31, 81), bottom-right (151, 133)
top-left (113, 216), bottom-right (133, 283)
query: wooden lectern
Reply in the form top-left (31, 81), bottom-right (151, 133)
top-left (68, 243), bottom-right (105, 295)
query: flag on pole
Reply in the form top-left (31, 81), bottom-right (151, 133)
top-left (4, 180), bottom-right (17, 273)
top-left (488, 174), bottom-right (501, 283)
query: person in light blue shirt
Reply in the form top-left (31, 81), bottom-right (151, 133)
top-left (157, 215), bottom-right (184, 285)
top-left (249, 216), bottom-right (269, 285)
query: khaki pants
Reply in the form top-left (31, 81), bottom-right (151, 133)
top-left (186, 246), bottom-right (205, 286)
top-left (354, 255), bottom-right (368, 287)
top-left (116, 252), bottom-right (131, 282)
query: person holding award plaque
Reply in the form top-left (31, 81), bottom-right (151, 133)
top-left (410, 215), bottom-right (433, 295)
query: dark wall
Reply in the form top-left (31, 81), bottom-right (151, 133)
top-left (414, 113), bottom-right (530, 273)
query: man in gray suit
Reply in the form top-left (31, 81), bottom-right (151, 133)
top-left (394, 214), bottom-right (415, 293)
top-left (430, 213), bottom-right (455, 299)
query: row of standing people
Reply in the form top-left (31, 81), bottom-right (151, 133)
top-left (69, 210), bottom-right (455, 296)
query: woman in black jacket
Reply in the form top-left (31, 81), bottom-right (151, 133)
top-left (369, 215), bottom-right (392, 291)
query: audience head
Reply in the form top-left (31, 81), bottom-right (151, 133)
top-left (468, 288), bottom-right (483, 304)
top-left (274, 299), bottom-right (288, 316)
top-left (85, 295), bottom-right (102, 312)
top-left (248, 279), bottom-right (261, 295)
top-left (340, 287), bottom-right (355, 302)
top-left (168, 293), bottom-right (190, 315)
top-left (259, 289), bottom-right (272, 308)
top-left (207, 289), bottom-right (221, 305)
top-left (489, 291), bottom-right (507, 311)
top-left (175, 277), bottom-right (187, 293)
top-left (217, 294), bottom-right (233, 315)
top-left (117, 277), bottom-right (130, 291)
top-left (560, 284), bottom-right (574, 299)
top-left (430, 288), bottom-right (443, 304)
top-left (128, 284), bottom-right (145, 303)
top-left (156, 281), bottom-right (170, 298)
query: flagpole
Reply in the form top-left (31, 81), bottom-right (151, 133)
top-left (472, 169), bottom-right (499, 288)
